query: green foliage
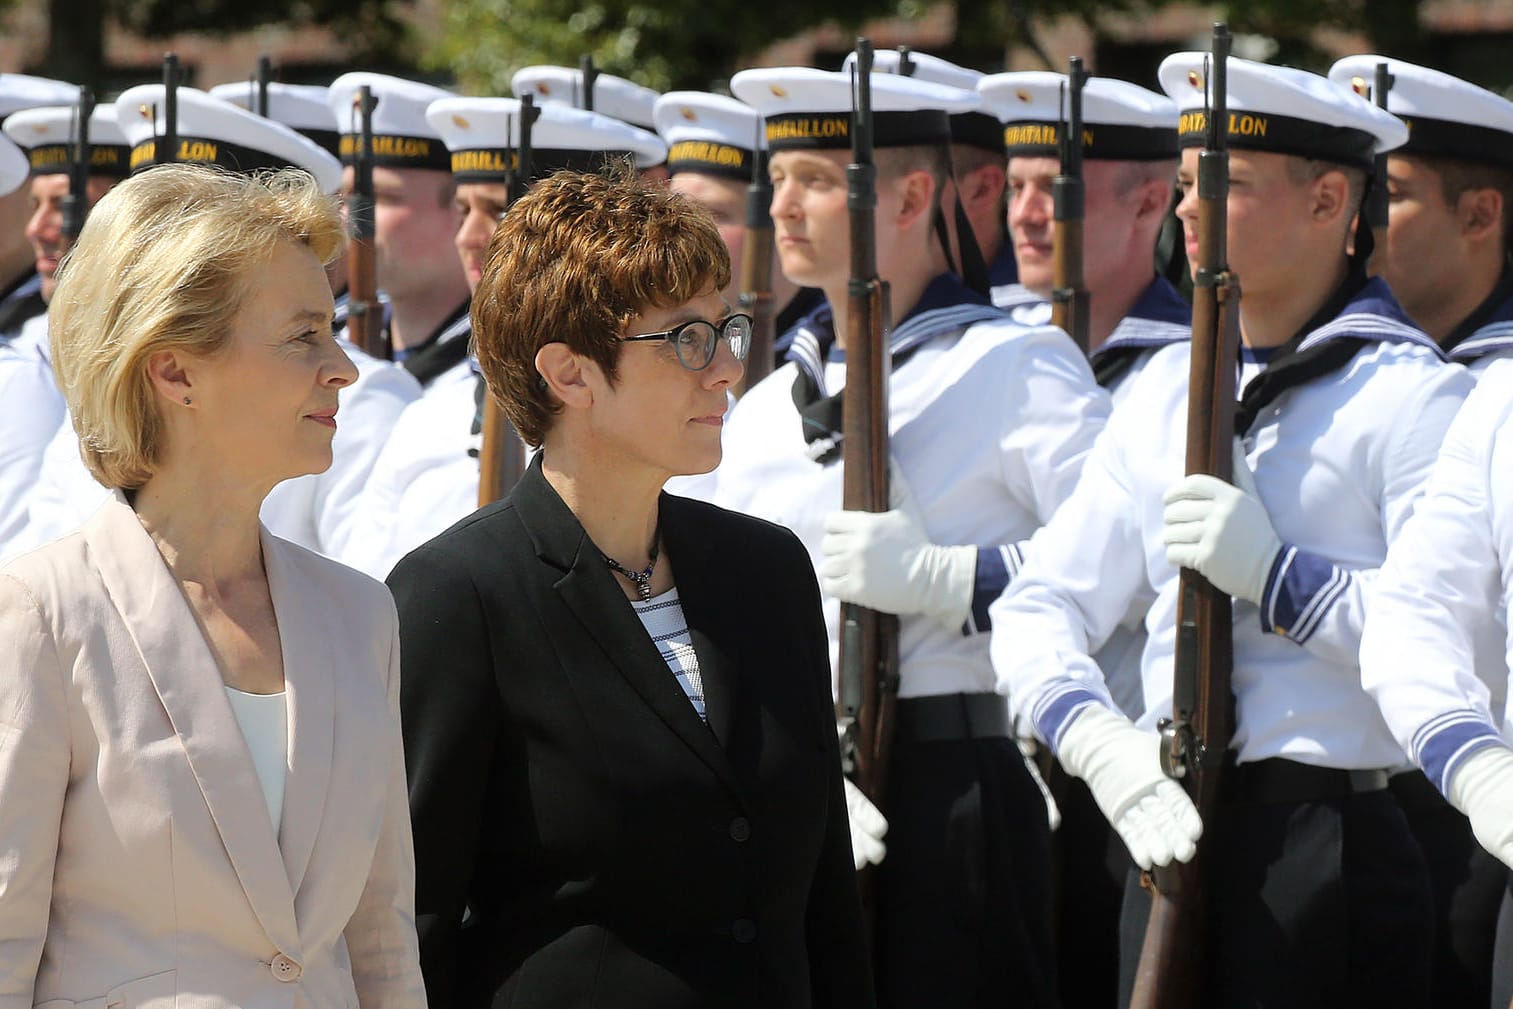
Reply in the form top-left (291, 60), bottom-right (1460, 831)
top-left (424, 0), bottom-right (906, 95)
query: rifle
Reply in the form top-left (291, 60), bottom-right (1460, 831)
top-left (1128, 23), bottom-right (1240, 1009)
top-left (836, 36), bottom-right (901, 840)
top-left (1364, 62), bottom-right (1393, 276)
top-left (255, 55), bottom-right (272, 117)
top-left (1052, 57), bottom-right (1090, 354)
top-left (345, 85), bottom-right (387, 360)
top-left (60, 87), bottom-right (94, 246)
top-left (736, 124), bottom-right (775, 394)
top-left (161, 53), bottom-right (180, 165)
top-left (579, 54), bottom-right (599, 113)
top-left (477, 95), bottom-right (541, 506)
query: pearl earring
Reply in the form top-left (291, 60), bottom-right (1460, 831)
top-left (183, 396), bottom-right (192, 405)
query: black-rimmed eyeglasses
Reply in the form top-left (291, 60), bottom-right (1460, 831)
top-left (621, 313), bottom-right (753, 372)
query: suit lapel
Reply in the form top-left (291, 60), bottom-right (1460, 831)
top-left (659, 496), bottom-right (738, 751)
top-left (261, 529), bottom-right (334, 897)
top-left (85, 494), bottom-right (302, 956)
top-left (512, 461), bottom-right (741, 797)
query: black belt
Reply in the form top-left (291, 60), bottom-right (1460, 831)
top-left (894, 692), bottom-right (1010, 743)
top-left (1227, 756), bottom-right (1388, 805)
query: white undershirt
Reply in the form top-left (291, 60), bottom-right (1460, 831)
top-left (224, 686), bottom-right (288, 835)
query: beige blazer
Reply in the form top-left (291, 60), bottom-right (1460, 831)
top-left (0, 493), bottom-right (425, 1009)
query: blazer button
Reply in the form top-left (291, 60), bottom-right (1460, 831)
top-left (270, 953), bottom-right (303, 982)
top-left (732, 918), bottom-right (758, 943)
top-left (729, 816), bottom-right (752, 842)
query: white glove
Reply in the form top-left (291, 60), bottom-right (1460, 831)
top-left (1447, 744), bottom-right (1513, 870)
top-left (1018, 737), bottom-right (1062, 832)
top-left (1056, 704), bottom-right (1202, 870)
top-left (842, 777), bottom-right (889, 870)
top-left (820, 468), bottom-right (976, 630)
top-left (1162, 449), bottom-right (1282, 605)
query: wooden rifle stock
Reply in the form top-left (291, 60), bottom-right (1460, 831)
top-left (1128, 24), bottom-right (1240, 1009)
top-left (737, 139), bottom-right (776, 394)
top-left (837, 37), bottom-right (901, 839)
top-left (1051, 58), bottom-right (1090, 354)
top-left (478, 96), bottom-right (541, 507)
top-left (345, 86), bottom-right (386, 360)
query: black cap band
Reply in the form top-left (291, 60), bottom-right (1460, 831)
top-left (765, 109), bottom-right (951, 151)
top-left (666, 140), bottom-right (755, 180)
top-left (28, 143), bottom-right (131, 177)
top-left (950, 110), bottom-right (1007, 153)
top-left (338, 132), bottom-right (451, 171)
top-left (450, 146), bottom-right (635, 183)
top-left (1178, 109), bottom-right (1378, 170)
top-left (130, 135), bottom-right (298, 174)
top-left (298, 127), bottom-right (342, 159)
top-left (1004, 120), bottom-right (1179, 161)
top-left (1396, 114), bottom-right (1513, 170)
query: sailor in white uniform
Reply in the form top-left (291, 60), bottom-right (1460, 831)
top-left (334, 96), bottom-right (668, 580)
top-left (0, 74), bottom-right (75, 346)
top-left (12, 86), bottom-right (417, 562)
top-left (990, 54), bottom-right (1473, 1008)
top-left (1339, 56), bottom-right (1513, 1009)
top-left (326, 73), bottom-right (471, 383)
top-left (713, 64), bottom-right (1109, 1009)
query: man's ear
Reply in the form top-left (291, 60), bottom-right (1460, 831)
top-left (1460, 186), bottom-right (1504, 246)
top-left (892, 168), bottom-right (938, 235)
top-left (957, 161), bottom-right (1007, 216)
top-left (1310, 168), bottom-right (1351, 230)
top-left (535, 343), bottom-right (595, 411)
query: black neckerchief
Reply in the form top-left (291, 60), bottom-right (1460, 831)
top-left (775, 287), bottom-right (824, 344)
top-left (1441, 262), bottom-right (1513, 356)
top-left (1234, 266), bottom-right (1369, 435)
top-left (1094, 350), bottom-right (1141, 389)
top-left (790, 273), bottom-right (995, 464)
top-left (402, 300), bottom-right (472, 386)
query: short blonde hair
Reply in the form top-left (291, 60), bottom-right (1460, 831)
top-left (472, 165), bottom-right (729, 446)
top-left (49, 164), bottom-right (344, 489)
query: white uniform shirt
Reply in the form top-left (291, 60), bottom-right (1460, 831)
top-left (992, 278), bottom-right (1473, 769)
top-left (0, 345), bottom-right (65, 559)
top-left (9, 311), bottom-right (50, 363)
top-left (1362, 343), bottom-right (1513, 795)
top-left (16, 338), bottom-right (418, 559)
top-left (713, 274), bottom-right (1111, 699)
top-left (335, 356), bottom-right (483, 580)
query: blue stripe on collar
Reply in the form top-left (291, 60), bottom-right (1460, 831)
top-left (1295, 276), bottom-right (1444, 359)
top-left (1451, 322), bottom-right (1513, 362)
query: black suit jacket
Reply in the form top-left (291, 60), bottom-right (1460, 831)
top-left (388, 458), bottom-right (873, 1009)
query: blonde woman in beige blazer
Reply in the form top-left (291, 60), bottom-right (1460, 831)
top-left (0, 165), bottom-right (425, 1009)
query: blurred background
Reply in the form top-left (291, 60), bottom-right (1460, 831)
top-left (2, 0), bottom-right (1510, 99)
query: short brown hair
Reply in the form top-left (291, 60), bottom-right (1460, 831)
top-left (472, 164), bottom-right (730, 446)
top-left (50, 164), bottom-right (343, 490)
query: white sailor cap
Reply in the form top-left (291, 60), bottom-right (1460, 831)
top-left (1328, 56), bottom-right (1513, 169)
top-left (841, 48), bottom-right (1002, 152)
top-left (3, 103), bottom-right (132, 177)
top-left (0, 74), bottom-right (77, 120)
top-left (652, 91), bottom-right (761, 180)
top-left (979, 71), bottom-right (1178, 161)
top-left (0, 134), bottom-right (26, 196)
top-left (115, 85), bottom-right (343, 192)
top-left (730, 67), bottom-right (979, 153)
top-left (511, 66), bottom-right (660, 131)
top-left (210, 81), bottom-right (341, 158)
top-left (426, 96), bottom-right (668, 183)
top-left (1158, 53), bottom-right (1406, 169)
top-left (327, 72), bottom-right (453, 171)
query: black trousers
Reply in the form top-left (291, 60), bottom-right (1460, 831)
top-left (1491, 873), bottom-right (1513, 1009)
top-left (1051, 772), bottom-right (1129, 1009)
top-left (1392, 770), bottom-right (1507, 1008)
top-left (1116, 786), bottom-right (1432, 1009)
top-left (873, 734), bottom-right (1059, 1009)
